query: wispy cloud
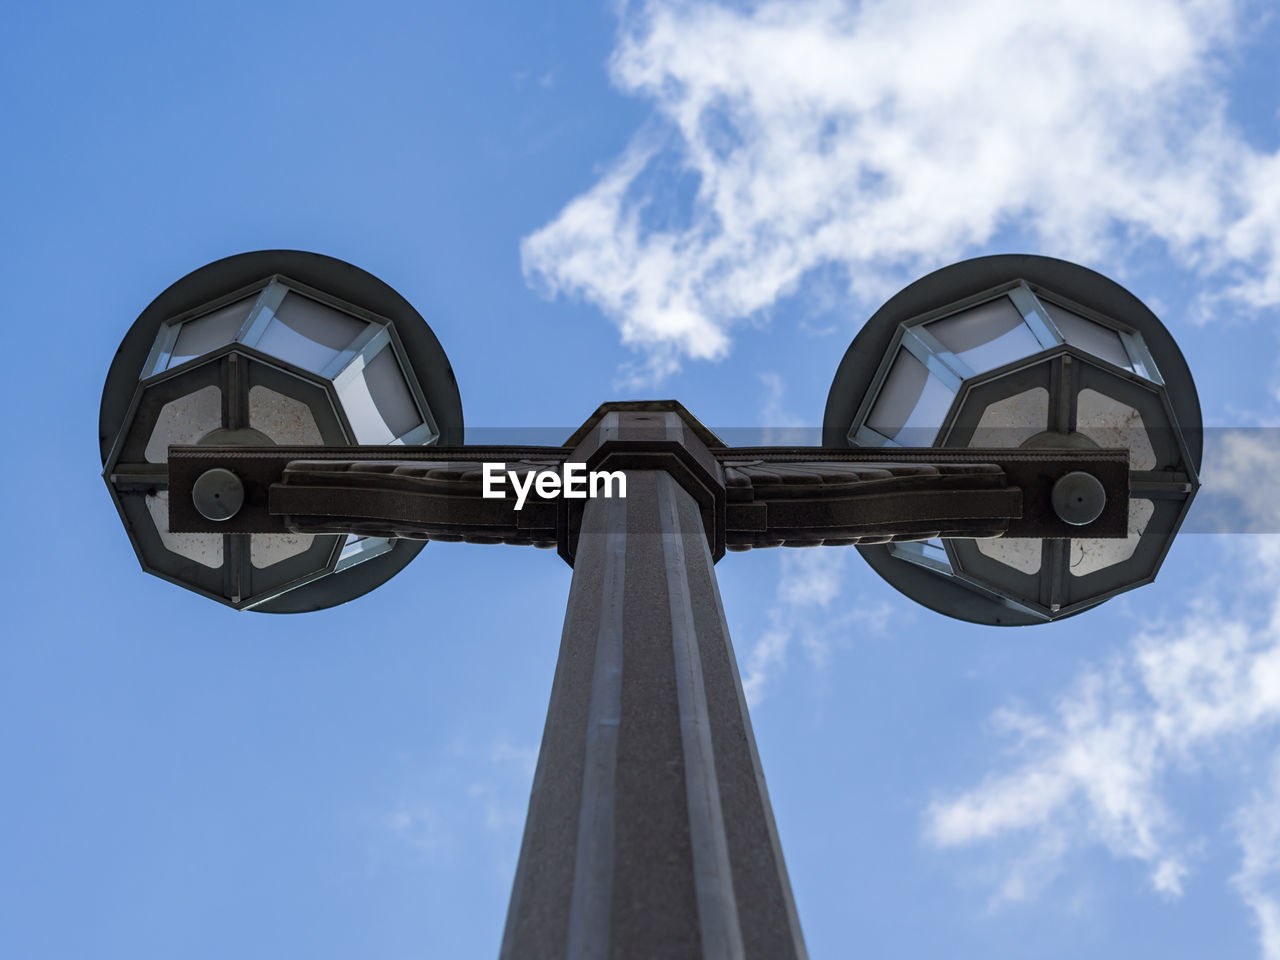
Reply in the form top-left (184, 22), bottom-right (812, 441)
top-left (1235, 755), bottom-right (1280, 960)
top-left (384, 736), bottom-right (536, 873)
top-left (924, 534), bottom-right (1280, 952)
top-left (522, 0), bottom-right (1280, 382)
top-left (757, 370), bottom-right (818, 444)
top-left (742, 548), bottom-right (891, 706)
top-left (1195, 430), bottom-right (1280, 533)
top-left (387, 802), bottom-right (445, 855)
top-left (470, 739), bottom-right (539, 836)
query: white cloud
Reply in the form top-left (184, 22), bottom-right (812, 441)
top-left (489, 738), bottom-right (538, 780)
top-left (742, 615), bottom-right (790, 707)
top-left (387, 802), bottom-right (444, 855)
top-left (924, 534), bottom-right (1280, 952)
top-left (467, 781), bottom-right (527, 834)
top-left (522, 0), bottom-right (1280, 382)
top-left (756, 370), bottom-right (821, 444)
top-left (742, 548), bottom-right (891, 705)
top-left (1197, 430), bottom-right (1280, 533)
top-left (758, 372), bottom-right (803, 442)
top-left (743, 549), bottom-right (846, 705)
top-left (778, 548), bottom-right (844, 608)
top-left (1234, 756), bottom-right (1280, 960)
top-left (385, 736), bottom-right (536, 866)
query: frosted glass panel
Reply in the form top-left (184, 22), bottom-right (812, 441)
top-left (256, 292), bottom-right (366, 372)
top-left (866, 349), bottom-right (955, 444)
top-left (976, 537), bottom-right (1042, 574)
top-left (1070, 499), bottom-right (1154, 576)
top-left (144, 491), bottom-right (224, 567)
top-left (250, 533), bottom-right (315, 568)
top-left (1075, 388), bottom-right (1156, 469)
top-left (338, 346), bottom-right (423, 443)
top-left (248, 385), bottom-right (323, 445)
top-left (144, 385), bottom-right (223, 463)
top-left (1044, 303), bottom-right (1131, 370)
top-left (927, 297), bottom-right (1040, 373)
top-left (168, 297), bottom-right (255, 368)
top-left (968, 388), bottom-right (1050, 448)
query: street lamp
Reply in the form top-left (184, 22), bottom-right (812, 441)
top-left (826, 254), bottom-right (1201, 625)
top-left (100, 250), bottom-right (1200, 958)
top-left (99, 250), bottom-right (463, 612)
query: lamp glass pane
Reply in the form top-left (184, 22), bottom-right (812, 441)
top-left (1044, 303), bottom-right (1132, 370)
top-left (256, 292), bottom-right (367, 373)
top-left (866, 349), bottom-right (955, 444)
top-left (1070, 498), bottom-right (1154, 576)
top-left (168, 297), bottom-right (255, 368)
top-left (968, 387), bottom-right (1050, 448)
top-left (913, 538), bottom-right (951, 569)
top-left (337, 534), bottom-right (394, 571)
top-left (144, 491), bottom-right (224, 568)
top-left (976, 537), bottom-right (1043, 574)
top-left (890, 537), bottom-right (953, 574)
top-left (338, 345), bottom-right (423, 443)
top-left (144, 385), bottom-right (223, 463)
top-left (926, 297), bottom-right (1040, 373)
top-left (250, 533), bottom-right (316, 568)
top-left (1075, 388), bottom-right (1157, 469)
top-left (248, 385), bottom-right (323, 445)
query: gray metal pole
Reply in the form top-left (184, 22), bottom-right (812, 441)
top-left (499, 461), bottom-right (808, 959)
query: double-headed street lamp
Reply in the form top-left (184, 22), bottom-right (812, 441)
top-left (100, 251), bottom-right (1201, 958)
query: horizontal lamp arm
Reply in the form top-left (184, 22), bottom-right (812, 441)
top-left (167, 445), bottom-right (1129, 552)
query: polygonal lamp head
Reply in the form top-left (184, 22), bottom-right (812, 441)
top-left (100, 250), bottom-right (463, 612)
top-left (825, 254), bottom-right (1201, 626)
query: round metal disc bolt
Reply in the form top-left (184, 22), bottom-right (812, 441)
top-left (192, 468), bottom-right (245, 521)
top-left (1052, 471), bottom-right (1106, 526)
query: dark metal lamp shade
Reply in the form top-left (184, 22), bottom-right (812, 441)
top-left (825, 254), bottom-right (1202, 626)
top-left (99, 250), bottom-right (463, 612)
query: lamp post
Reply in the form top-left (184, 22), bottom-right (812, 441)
top-left (100, 251), bottom-right (1201, 958)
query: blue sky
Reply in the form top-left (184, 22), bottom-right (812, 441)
top-left (3, 1), bottom-right (1280, 957)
